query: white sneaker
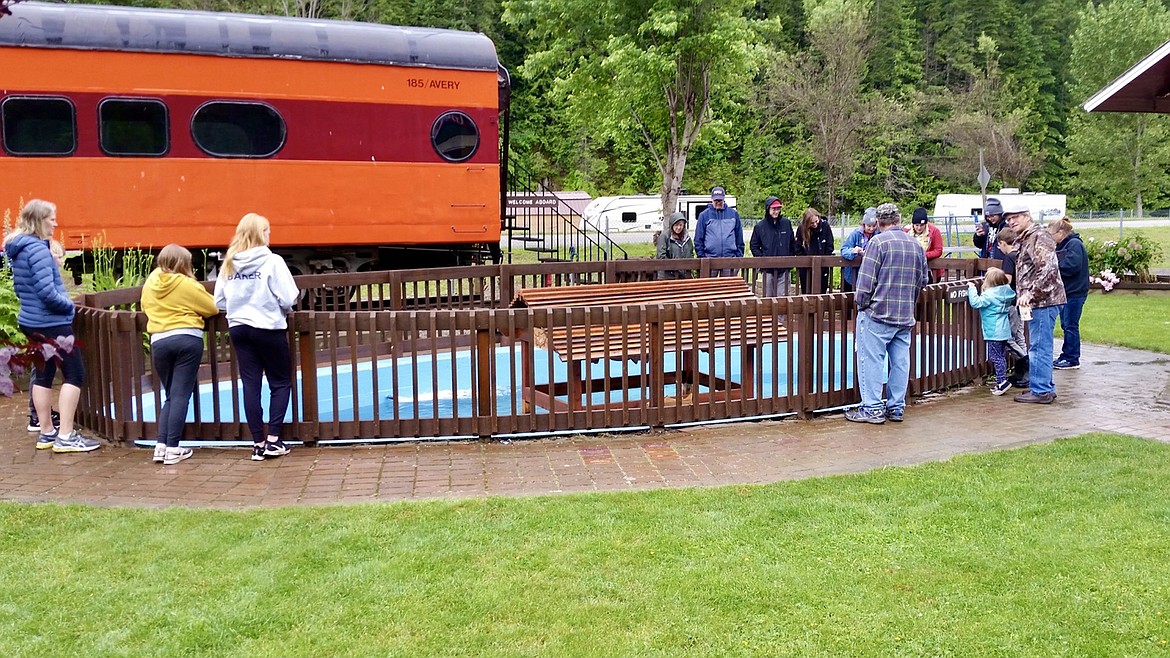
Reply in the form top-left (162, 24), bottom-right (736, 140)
top-left (153, 444), bottom-right (166, 463)
top-left (163, 446), bottom-right (193, 465)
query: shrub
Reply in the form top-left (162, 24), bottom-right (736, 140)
top-left (1084, 233), bottom-right (1164, 283)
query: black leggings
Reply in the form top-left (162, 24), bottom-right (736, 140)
top-left (228, 325), bottom-right (292, 443)
top-left (20, 324), bottom-right (85, 388)
top-left (153, 334), bottom-right (204, 448)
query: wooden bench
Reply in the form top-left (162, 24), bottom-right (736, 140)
top-left (511, 278), bottom-right (788, 412)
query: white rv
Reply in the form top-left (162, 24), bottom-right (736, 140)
top-left (933, 189), bottom-right (1067, 225)
top-left (581, 194), bottom-right (738, 234)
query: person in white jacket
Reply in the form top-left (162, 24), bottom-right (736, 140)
top-left (213, 213), bottom-right (300, 462)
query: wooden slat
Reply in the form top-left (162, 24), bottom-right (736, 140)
top-left (547, 317), bottom-right (788, 362)
top-left (512, 277), bottom-right (755, 309)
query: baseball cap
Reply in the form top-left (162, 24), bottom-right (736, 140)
top-left (711, 186), bottom-right (726, 200)
top-left (1001, 198), bottom-right (1031, 215)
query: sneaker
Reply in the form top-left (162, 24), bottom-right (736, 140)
top-left (251, 445), bottom-right (267, 461)
top-left (262, 439), bottom-right (291, 458)
top-left (885, 409), bottom-right (904, 423)
top-left (1013, 391), bottom-right (1055, 404)
top-left (27, 409), bottom-right (61, 433)
top-left (152, 444), bottom-right (167, 463)
top-left (1053, 359), bottom-right (1080, 370)
top-left (845, 408), bottom-right (886, 424)
top-left (52, 431), bottom-right (102, 453)
top-left (991, 379), bottom-right (1012, 396)
top-left (35, 430), bottom-right (59, 450)
top-left (163, 446), bottom-right (193, 465)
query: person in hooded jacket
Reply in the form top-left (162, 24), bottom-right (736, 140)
top-left (693, 186), bottom-right (743, 276)
top-left (3, 199), bottom-right (102, 454)
top-left (840, 207), bottom-right (878, 293)
top-left (749, 196), bottom-right (799, 296)
top-left (214, 213), bottom-right (301, 462)
top-left (1048, 216), bottom-right (1089, 370)
top-left (142, 244), bottom-right (220, 465)
top-left (656, 212), bottom-right (695, 280)
top-left (967, 267), bottom-right (1017, 396)
top-left (796, 208), bottom-right (834, 294)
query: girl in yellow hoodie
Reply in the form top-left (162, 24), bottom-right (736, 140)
top-left (141, 244), bottom-right (219, 465)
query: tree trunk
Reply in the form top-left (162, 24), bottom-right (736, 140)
top-left (660, 151), bottom-right (687, 231)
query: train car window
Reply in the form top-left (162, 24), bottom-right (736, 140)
top-left (431, 111), bottom-right (479, 162)
top-left (99, 98), bottom-right (169, 156)
top-left (191, 102), bottom-right (285, 158)
top-left (1, 96), bottom-right (76, 156)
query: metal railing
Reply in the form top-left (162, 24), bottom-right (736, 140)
top-left (504, 158), bottom-right (627, 265)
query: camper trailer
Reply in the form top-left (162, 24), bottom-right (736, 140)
top-left (933, 189), bottom-right (1067, 225)
top-left (581, 194), bottom-right (738, 235)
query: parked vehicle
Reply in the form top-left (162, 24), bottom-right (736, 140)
top-left (581, 194), bottom-right (738, 235)
top-left (933, 189), bottom-right (1067, 225)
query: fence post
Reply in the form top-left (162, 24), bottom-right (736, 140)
top-left (295, 315), bottom-right (319, 445)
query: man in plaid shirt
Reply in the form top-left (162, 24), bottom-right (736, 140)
top-left (846, 203), bottom-right (930, 424)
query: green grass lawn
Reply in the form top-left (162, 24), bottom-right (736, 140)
top-left (4, 434), bottom-right (1170, 656)
top-left (1066, 291), bottom-right (1170, 353)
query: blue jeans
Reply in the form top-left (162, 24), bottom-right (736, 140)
top-left (1058, 295), bottom-right (1086, 364)
top-left (1026, 305), bottom-right (1060, 395)
top-left (856, 312), bottom-right (912, 415)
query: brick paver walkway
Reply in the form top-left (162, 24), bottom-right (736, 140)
top-left (2, 343), bottom-right (1168, 509)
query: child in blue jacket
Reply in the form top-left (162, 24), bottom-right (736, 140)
top-left (968, 267), bottom-right (1016, 396)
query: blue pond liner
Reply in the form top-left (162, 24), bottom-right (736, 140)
top-left (132, 333), bottom-right (972, 426)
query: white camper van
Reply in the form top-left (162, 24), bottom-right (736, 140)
top-left (933, 189), bottom-right (1067, 225)
top-left (581, 194), bottom-right (738, 235)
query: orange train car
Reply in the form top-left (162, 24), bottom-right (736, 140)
top-left (0, 1), bottom-right (507, 274)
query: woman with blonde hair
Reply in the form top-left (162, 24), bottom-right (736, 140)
top-left (142, 244), bottom-right (219, 465)
top-left (213, 213), bottom-right (300, 461)
top-left (3, 199), bottom-right (100, 452)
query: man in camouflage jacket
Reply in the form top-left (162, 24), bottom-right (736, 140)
top-left (1003, 200), bottom-right (1066, 404)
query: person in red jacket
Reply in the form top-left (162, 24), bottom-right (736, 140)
top-left (906, 207), bottom-right (944, 282)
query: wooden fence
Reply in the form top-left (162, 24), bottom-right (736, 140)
top-left (72, 256), bottom-right (994, 443)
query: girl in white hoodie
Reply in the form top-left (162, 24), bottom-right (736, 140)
top-left (213, 214), bottom-right (300, 462)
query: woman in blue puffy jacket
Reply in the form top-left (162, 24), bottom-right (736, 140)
top-left (3, 200), bottom-right (101, 453)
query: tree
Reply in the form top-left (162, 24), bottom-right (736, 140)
top-left (929, 35), bottom-right (1039, 189)
top-left (761, 2), bottom-right (877, 216)
top-left (504, 0), bottom-right (763, 219)
top-left (1065, 0), bottom-right (1170, 215)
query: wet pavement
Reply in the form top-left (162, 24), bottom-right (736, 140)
top-left (2, 343), bottom-right (1168, 509)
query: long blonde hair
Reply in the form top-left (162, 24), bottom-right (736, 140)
top-left (221, 213), bottom-right (270, 278)
top-left (982, 267), bottom-right (1009, 293)
top-left (155, 243), bottom-right (195, 279)
top-left (3, 199), bottom-right (56, 246)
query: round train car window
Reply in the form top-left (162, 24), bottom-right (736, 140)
top-left (431, 111), bottom-right (479, 162)
top-left (191, 102), bottom-right (285, 158)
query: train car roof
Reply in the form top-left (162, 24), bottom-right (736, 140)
top-left (0, 1), bottom-right (499, 71)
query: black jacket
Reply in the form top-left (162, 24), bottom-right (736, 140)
top-left (973, 217), bottom-right (1008, 260)
top-left (750, 197), bottom-right (799, 273)
top-left (799, 218), bottom-right (834, 256)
